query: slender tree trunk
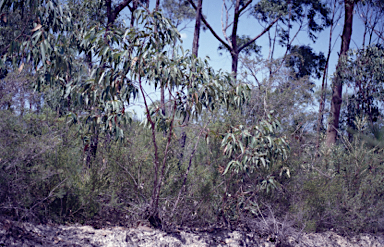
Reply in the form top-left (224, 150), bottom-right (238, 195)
top-left (231, 52), bottom-right (239, 78)
top-left (146, 0), bottom-right (164, 228)
top-left (187, 0), bottom-right (278, 80)
top-left (192, 0), bottom-right (203, 57)
top-left (317, 0), bottom-right (337, 148)
top-left (85, 52), bottom-right (99, 167)
top-left (326, 0), bottom-right (355, 146)
top-left (85, 127), bottom-right (99, 167)
top-left (230, 0), bottom-right (241, 78)
top-left (155, 0), bottom-right (166, 120)
top-left (160, 86), bottom-right (165, 117)
top-left (20, 86), bottom-right (25, 117)
top-left (177, 0), bottom-right (203, 169)
top-left (156, 0), bottom-right (160, 10)
top-left (152, 100), bottom-right (176, 226)
top-left (139, 77), bottom-right (161, 224)
top-left (106, 0), bottom-right (112, 28)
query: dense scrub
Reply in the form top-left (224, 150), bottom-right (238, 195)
top-left (1, 100), bottom-right (384, 240)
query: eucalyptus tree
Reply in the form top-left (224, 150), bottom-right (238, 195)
top-left (187, 0), bottom-right (330, 79)
top-left (316, 0), bottom-right (342, 147)
top-left (161, 0), bottom-right (204, 169)
top-left (0, 1), bottom-right (39, 114)
top-left (1, 0), bottom-right (292, 227)
top-left (341, 45), bottom-right (384, 134)
top-left (0, 0), bottom-right (250, 225)
top-left (326, 0), bottom-right (356, 146)
top-left (158, 0), bottom-right (195, 117)
top-left (285, 45), bottom-right (326, 80)
top-left (69, 10), bottom-right (250, 225)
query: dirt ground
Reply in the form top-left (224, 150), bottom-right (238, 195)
top-left (1, 216), bottom-right (384, 247)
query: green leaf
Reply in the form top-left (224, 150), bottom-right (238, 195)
top-left (40, 42), bottom-right (46, 63)
top-left (260, 157), bottom-right (266, 167)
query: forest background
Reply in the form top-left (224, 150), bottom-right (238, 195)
top-left (1, 0), bottom-right (384, 243)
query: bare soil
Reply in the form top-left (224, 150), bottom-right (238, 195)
top-left (1, 216), bottom-right (384, 247)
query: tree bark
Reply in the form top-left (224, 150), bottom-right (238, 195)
top-left (192, 0), bottom-right (203, 57)
top-left (326, 0), bottom-right (355, 146)
top-left (230, 0), bottom-right (241, 78)
top-left (106, 0), bottom-right (133, 28)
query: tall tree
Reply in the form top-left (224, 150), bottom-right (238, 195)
top-left (187, 0), bottom-right (330, 78)
top-left (316, 0), bottom-right (341, 148)
top-left (326, 0), bottom-right (355, 145)
top-left (187, 0), bottom-right (278, 78)
top-left (192, 0), bottom-right (203, 57)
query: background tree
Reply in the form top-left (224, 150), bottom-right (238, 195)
top-left (285, 45), bottom-right (326, 80)
top-left (186, 0), bottom-right (330, 78)
top-left (340, 45), bottom-right (384, 136)
top-left (170, 0), bottom-right (204, 168)
top-left (326, 0), bottom-right (355, 146)
top-left (187, 0), bottom-right (281, 78)
top-left (316, 0), bottom-right (342, 148)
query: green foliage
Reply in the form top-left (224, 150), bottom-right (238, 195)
top-left (222, 112), bottom-right (289, 175)
top-left (286, 45), bottom-right (326, 79)
top-left (0, 108), bottom-right (78, 221)
top-left (161, 0), bottom-right (195, 28)
top-left (253, 0), bottom-right (331, 42)
top-left (291, 121), bottom-right (384, 234)
top-left (67, 0), bottom-right (108, 28)
top-left (340, 45), bottom-right (384, 131)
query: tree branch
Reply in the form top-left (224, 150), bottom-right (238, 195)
top-left (187, 0), bottom-right (231, 51)
top-left (222, 1), bottom-right (232, 48)
top-left (171, 119), bottom-right (210, 216)
top-left (239, 0), bottom-right (253, 14)
top-left (238, 16), bottom-right (280, 53)
top-left (109, 0), bottom-right (133, 25)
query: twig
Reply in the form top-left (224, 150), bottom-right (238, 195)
top-left (20, 178), bottom-right (67, 221)
top-left (171, 119), bottom-right (210, 217)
